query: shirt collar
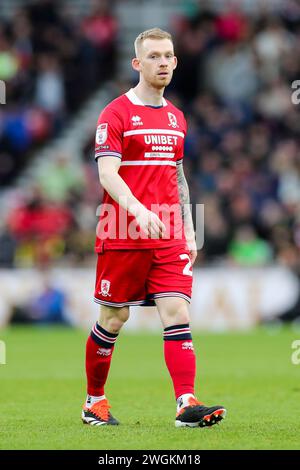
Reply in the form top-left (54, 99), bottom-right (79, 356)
top-left (125, 88), bottom-right (167, 107)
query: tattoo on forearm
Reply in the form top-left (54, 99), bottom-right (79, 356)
top-left (177, 164), bottom-right (195, 240)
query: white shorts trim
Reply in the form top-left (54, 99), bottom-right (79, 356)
top-left (94, 297), bottom-right (145, 308)
top-left (152, 292), bottom-right (191, 303)
top-left (94, 291), bottom-right (191, 307)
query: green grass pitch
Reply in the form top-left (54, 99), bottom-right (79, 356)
top-left (0, 325), bottom-right (299, 450)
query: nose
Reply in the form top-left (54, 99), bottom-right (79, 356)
top-left (159, 56), bottom-right (169, 67)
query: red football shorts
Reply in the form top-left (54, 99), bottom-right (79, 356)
top-left (94, 244), bottom-right (193, 307)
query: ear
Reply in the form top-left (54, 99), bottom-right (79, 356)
top-left (173, 56), bottom-right (178, 70)
top-left (132, 58), bottom-right (141, 72)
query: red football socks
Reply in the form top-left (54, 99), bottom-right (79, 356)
top-left (85, 323), bottom-right (118, 396)
top-left (86, 322), bottom-right (196, 400)
top-left (163, 324), bottom-right (196, 400)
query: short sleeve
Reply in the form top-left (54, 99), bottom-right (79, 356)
top-left (95, 106), bottom-right (123, 161)
top-left (176, 115), bottom-right (187, 166)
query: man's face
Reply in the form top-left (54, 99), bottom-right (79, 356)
top-left (133, 38), bottom-right (177, 89)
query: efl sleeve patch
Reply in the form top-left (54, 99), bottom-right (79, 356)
top-left (96, 123), bottom-right (108, 145)
top-left (94, 106), bottom-right (123, 161)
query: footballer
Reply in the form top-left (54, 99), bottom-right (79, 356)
top-left (82, 28), bottom-right (226, 428)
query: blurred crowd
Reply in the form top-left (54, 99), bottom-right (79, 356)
top-left (170, 0), bottom-right (300, 279)
top-left (0, 0), bottom-right (118, 185)
top-left (1, 0), bottom-right (300, 287)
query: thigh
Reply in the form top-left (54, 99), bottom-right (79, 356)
top-left (146, 244), bottom-right (193, 303)
top-left (94, 249), bottom-right (153, 307)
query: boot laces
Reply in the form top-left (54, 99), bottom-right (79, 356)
top-left (90, 399), bottom-right (111, 421)
top-left (188, 397), bottom-right (203, 407)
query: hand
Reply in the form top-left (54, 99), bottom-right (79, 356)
top-left (134, 205), bottom-right (166, 239)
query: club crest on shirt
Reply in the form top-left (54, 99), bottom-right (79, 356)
top-left (96, 123), bottom-right (108, 144)
top-left (100, 279), bottom-right (111, 297)
top-left (167, 112), bottom-right (179, 128)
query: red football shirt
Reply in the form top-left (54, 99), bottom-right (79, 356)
top-left (95, 88), bottom-right (187, 251)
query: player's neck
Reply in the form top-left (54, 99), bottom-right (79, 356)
top-left (132, 83), bottom-right (165, 107)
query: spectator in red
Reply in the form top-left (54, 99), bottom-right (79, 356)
top-left (8, 187), bottom-right (73, 266)
top-left (81, 0), bottom-right (118, 80)
top-left (8, 188), bottom-right (73, 240)
top-left (214, 3), bottom-right (248, 42)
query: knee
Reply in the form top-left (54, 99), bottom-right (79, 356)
top-left (172, 308), bottom-right (190, 326)
top-left (162, 304), bottom-right (190, 328)
top-left (99, 306), bottom-right (129, 334)
top-left (105, 317), bottom-right (124, 333)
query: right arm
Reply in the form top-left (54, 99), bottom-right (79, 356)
top-left (97, 156), bottom-right (165, 238)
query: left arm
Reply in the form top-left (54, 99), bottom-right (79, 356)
top-left (177, 162), bottom-right (197, 265)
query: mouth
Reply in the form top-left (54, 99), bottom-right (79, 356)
top-left (158, 72), bottom-right (169, 76)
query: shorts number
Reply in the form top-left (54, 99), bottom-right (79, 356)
top-left (180, 254), bottom-right (193, 276)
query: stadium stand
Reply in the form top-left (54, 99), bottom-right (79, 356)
top-left (1, 0), bottom-right (300, 323)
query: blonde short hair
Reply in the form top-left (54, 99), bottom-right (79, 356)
top-left (134, 28), bottom-right (173, 57)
